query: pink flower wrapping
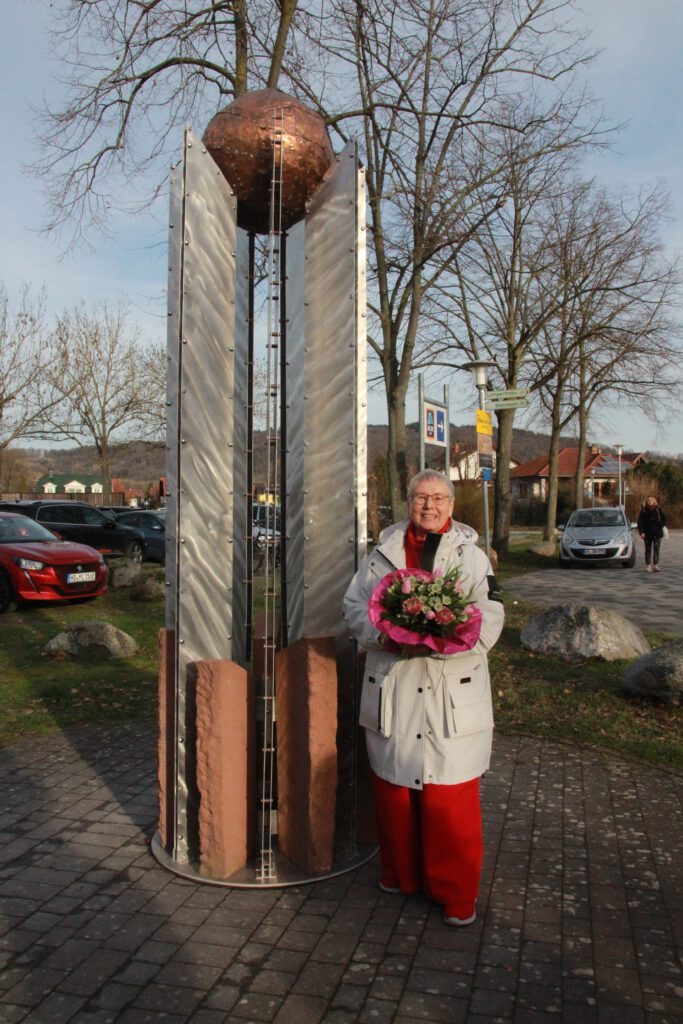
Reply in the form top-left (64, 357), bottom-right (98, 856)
top-left (368, 567), bottom-right (482, 655)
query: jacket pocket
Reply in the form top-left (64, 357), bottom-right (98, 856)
top-left (446, 696), bottom-right (493, 738)
top-left (359, 669), bottom-right (395, 737)
top-left (442, 652), bottom-right (488, 708)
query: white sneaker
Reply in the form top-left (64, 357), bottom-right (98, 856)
top-left (443, 909), bottom-right (477, 927)
top-left (378, 881), bottom-right (401, 894)
top-left (654, 565), bottom-right (661, 572)
top-left (646, 564), bottom-right (653, 572)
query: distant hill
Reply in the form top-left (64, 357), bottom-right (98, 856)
top-left (10, 424), bottom-right (671, 494)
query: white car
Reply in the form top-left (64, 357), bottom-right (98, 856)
top-left (558, 507), bottom-right (636, 568)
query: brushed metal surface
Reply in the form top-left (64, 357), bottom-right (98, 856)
top-left (176, 130), bottom-right (238, 679)
top-left (166, 162), bottom-right (182, 629)
top-left (283, 220), bottom-right (306, 641)
top-left (298, 141), bottom-right (367, 640)
top-left (167, 129), bottom-right (240, 863)
top-left (165, 159), bottom-right (184, 860)
top-left (231, 227), bottom-right (251, 668)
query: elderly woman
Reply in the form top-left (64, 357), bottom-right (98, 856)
top-left (343, 470), bottom-right (504, 926)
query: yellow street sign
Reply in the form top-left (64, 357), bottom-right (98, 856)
top-left (476, 409), bottom-right (493, 436)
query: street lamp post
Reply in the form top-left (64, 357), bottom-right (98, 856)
top-left (615, 444), bottom-right (623, 507)
top-left (461, 360), bottom-right (495, 559)
top-left (590, 469), bottom-right (596, 507)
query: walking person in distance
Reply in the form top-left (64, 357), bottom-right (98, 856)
top-left (638, 495), bottom-right (667, 573)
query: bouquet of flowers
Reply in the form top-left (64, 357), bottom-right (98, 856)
top-left (368, 567), bottom-right (482, 655)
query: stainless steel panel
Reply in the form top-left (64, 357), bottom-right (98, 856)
top-left (168, 129), bottom-right (240, 863)
top-left (283, 221), bottom-right (306, 640)
top-left (230, 227), bottom-right (251, 667)
top-left (166, 162), bottom-right (183, 628)
top-left (298, 141), bottom-right (367, 640)
top-left (177, 129), bottom-right (239, 680)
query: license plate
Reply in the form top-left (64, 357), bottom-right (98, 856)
top-left (67, 571), bottom-right (97, 583)
top-left (582, 548), bottom-right (606, 556)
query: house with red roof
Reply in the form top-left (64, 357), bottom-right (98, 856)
top-left (510, 447), bottom-right (647, 503)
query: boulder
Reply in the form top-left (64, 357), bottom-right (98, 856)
top-left (520, 604), bottom-right (651, 663)
top-left (107, 559), bottom-right (142, 589)
top-left (528, 541), bottom-right (557, 558)
top-left (44, 621), bottom-right (139, 660)
top-left (130, 572), bottom-right (166, 601)
top-left (620, 642), bottom-right (683, 706)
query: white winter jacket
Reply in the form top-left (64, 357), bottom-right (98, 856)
top-left (342, 519), bottom-right (505, 789)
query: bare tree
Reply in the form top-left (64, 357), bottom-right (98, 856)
top-left (425, 141), bottom-right (585, 553)
top-left (284, 0), bottom-right (601, 514)
top-left (32, 0), bottom-right (300, 248)
top-left (532, 182), bottom-right (681, 536)
top-left (138, 340), bottom-right (168, 444)
top-left (48, 302), bottom-right (157, 491)
top-left (0, 285), bottom-right (58, 467)
top-left (34, 0), bottom-right (604, 519)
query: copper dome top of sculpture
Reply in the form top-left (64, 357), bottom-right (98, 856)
top-left (203, 89), bottom-right (335, 234)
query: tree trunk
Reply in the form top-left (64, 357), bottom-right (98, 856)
top-left (99, 443), bottom-right (111, 498)
top-left (234, 1), bottom-right (248, 96)
top-left (574, 406), bottom-right (588, 509)
top-left (492, 408), bottom-right (515, 557)
top-left (543, 418), bottom-right (563, 542)
top-left (267, 0), bottom-right (298, 89)
top-left (387, 391), bottom-right (409, 521)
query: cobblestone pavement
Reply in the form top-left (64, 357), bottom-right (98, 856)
top-left (504, 530), bottom-right (683, 636)
top-left (0, 720), bottom-right (681, 1023)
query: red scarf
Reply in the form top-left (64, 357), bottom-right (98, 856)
top-left (404, 519), bottom-right (451, 569)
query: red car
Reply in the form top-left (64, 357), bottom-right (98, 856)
top-left (0, 512), bottom-right (107, 613)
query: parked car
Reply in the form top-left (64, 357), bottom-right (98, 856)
top-left (558, 506), bottom-right (636, 568)
top-left (0, 512), bottom-right (107, 613)
top-left (252, 503), bottom-right (281, 532)
top-left (115, 510), bottom-right (166, 562)
top-left (0, 501), bottom-right (147, 563)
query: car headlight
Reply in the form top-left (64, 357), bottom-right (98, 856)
top-left (16, 558), bottom-right (46, 570)
top-left (614, 532), bottom-right (629, 546)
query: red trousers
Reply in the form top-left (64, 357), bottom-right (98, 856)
top-left (372, 772), bottom-right (483, 917)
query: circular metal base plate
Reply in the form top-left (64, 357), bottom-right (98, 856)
top-left (150, 833), bottom-right (377, 889)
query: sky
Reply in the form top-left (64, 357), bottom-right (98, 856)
top-left (1, 0), bottom-right (682, 456)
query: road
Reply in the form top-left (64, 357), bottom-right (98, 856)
top-left (503, 529), bottom-right (683, 636)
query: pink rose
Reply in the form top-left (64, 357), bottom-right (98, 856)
top-left (402, 597), bottom-right (423, 615)
top-left (401, 577), bottom-right (412, 594)
top-left (435, 606), bottom-right (455, 625)
top-left (425, 609), bottom-right (436, 620)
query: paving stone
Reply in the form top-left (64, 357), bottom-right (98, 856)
top-left (273, 994), bottom-right (327, 1023)
top-left (0, 723), bottom-right (681, 1024)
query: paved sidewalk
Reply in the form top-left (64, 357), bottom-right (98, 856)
top-left (0, 720), bottom-right (681, 1023)
top-left (505, 530), bottom-right (683, 636)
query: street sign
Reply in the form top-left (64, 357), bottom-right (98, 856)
top-left (486, 388), bottom-right (528, 401)
top-left (423, 400), bottom-right (447, 447)
top-left (476, 409), bottom-right (493, 435)
top-left (487, 397), bottom-right (529, 410)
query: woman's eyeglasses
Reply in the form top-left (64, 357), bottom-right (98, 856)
top-left (411, 493), bottom-right (451, 506)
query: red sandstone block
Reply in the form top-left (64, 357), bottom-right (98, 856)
top-left (276, 637), bottom-right (338, 875)
top-left (195, 660), bottom-right (256, 879)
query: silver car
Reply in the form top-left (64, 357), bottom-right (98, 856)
top-left (558, 507), bottom-right (636, 568)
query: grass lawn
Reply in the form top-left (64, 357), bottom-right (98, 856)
top-left (491, 595), bottom-right (682, 773)
top-left (0, 551), bottom-right (680, 774)
top-left (0, 585), bottom-right (163, 747)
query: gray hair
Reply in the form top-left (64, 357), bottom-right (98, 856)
top-left (407, 470), bottom-right (454, 501)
